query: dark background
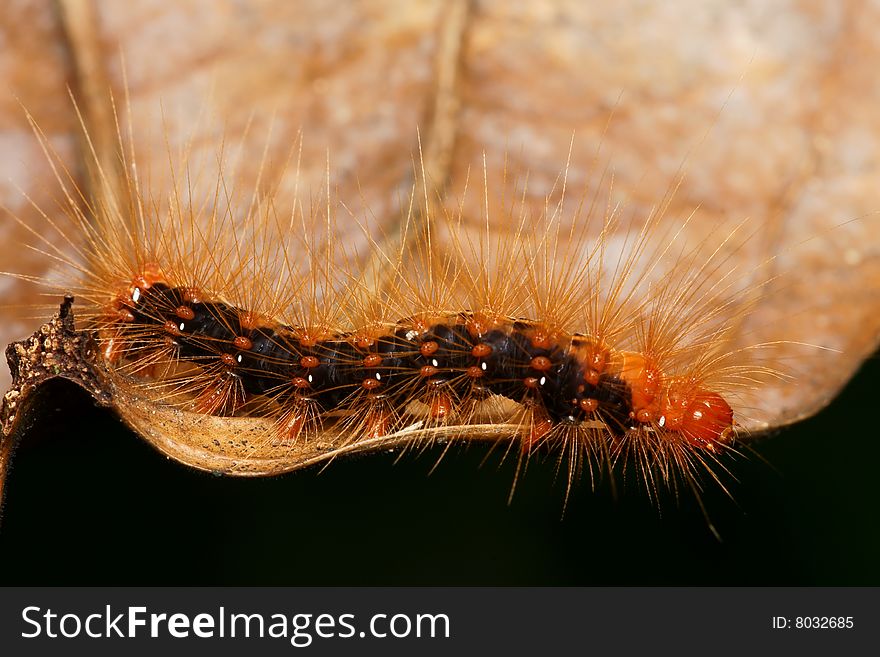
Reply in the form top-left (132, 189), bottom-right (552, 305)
top-left (1, 355), bottom-right (878, 586)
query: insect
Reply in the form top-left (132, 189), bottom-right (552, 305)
top-left (0, 97), bottom-right (819, 519)
top-left (3, 0), bottom-right (877, 583)
top-left (3, 67), bottom-right (880, 547)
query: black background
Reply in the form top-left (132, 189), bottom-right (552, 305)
top-left (0, 355), bottom-right (878, 585)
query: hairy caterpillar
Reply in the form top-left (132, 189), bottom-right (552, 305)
top-left (3, 81), bottom-right (880, 546)
top-left (0, 87), bottom-right (834, 529)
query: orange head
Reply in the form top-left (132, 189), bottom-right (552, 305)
top-left (660, 381), bottom-right (734, 451)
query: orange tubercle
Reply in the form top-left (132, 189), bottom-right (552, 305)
top-left (530, 331), bottom-right (552, 350)
top-left (125, 263), bottom-right (165, 305)
top-left (617, 351), bottom-right (662, 424)
top-left (363, 405), bottom-right (391, 439)
top-left (428, 391), bottom-right (453, 419)
top-left (281, 412), bottom-right (307, 443)
top-left (571, 337), bottom-right (609, 386)
top-left (523, 405), bottom-right (553, 452)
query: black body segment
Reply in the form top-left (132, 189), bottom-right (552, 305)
top-left (121, 284), bottom-right (636, 432)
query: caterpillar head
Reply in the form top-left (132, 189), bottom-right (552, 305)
top-left (659, 381), bottom-right (735, 452)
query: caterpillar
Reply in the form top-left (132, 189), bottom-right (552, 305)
top-left (1, 0), bottom-right (876, 581)
top-left (6, 70), bottom-right (880, 535)
top-left (0, 86), bottom-right (783, 519)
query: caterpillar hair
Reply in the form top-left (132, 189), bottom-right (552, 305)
top-left (1, 87), bottom-right (836, 527)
